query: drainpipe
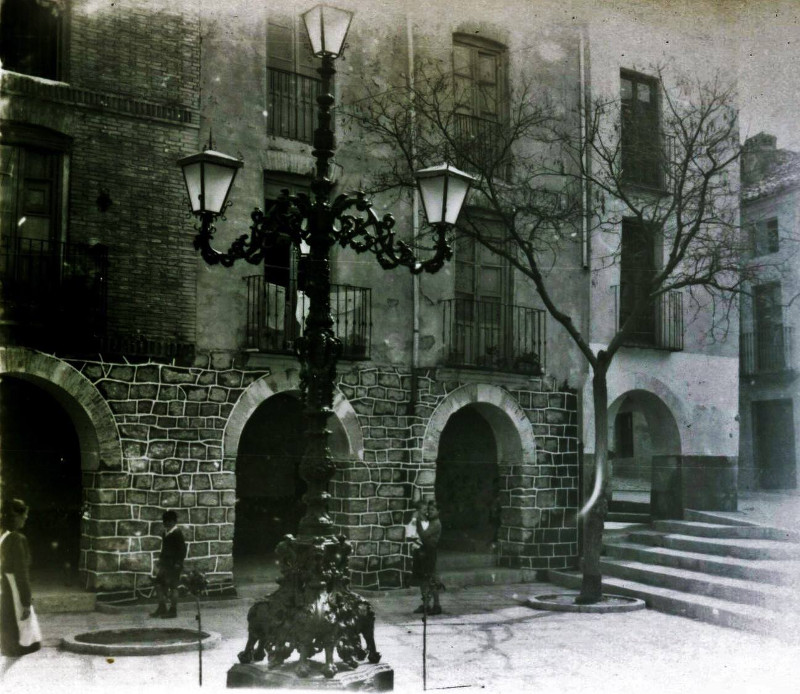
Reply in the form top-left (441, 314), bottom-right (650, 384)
top-left (579, 28), bottom-right (590, 270)
top-left (407, 15), bottom-right (421, 416)
top-left (577, 27), bottom-right (590, 546)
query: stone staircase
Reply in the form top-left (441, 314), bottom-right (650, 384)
top-left (549, 510), bottom-right (800, 639)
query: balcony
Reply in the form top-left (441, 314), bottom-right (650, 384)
top-left (741, 326), bottom-right (794, 376)
top-left (0, 236), bottom-right (107, 352)
top-left (245, 275), bottom-right (371, 360)
top-left (452, 113), bottom-right (511, 178)
top-left (267, 68), bottom-right (321, 144)
top-left (612, 285), bottom-right (684, 351)
top-left (441, 298), bottom-right (546, 374)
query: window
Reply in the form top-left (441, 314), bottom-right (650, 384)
top-left (249, 172), bottom-right (370, 358)
top-left (0, 144), bottom-right (62, 262)
top-left (751, 217), bottom-right (779, 256)
top-left (621, 71), bottom-right (663, 188)
top-left (260, 173), bottom-right (310, 347)
top-left (753, 282), bottom-right (786, 372)
top-left (0, 0), bottom-right (66, 80)
top-left (453, 230), bottom-right (511, 366)
top-left (267, 16), bottom-right (320, 143)
top-left (452, 35), bottom-right (508, 171)
top-left (619, 218), bottom-right (656, 343)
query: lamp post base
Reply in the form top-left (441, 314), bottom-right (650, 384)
top-left (227, 661), bottom-right (394, 690)
top-left (233, 535), bottom-right (385, 683)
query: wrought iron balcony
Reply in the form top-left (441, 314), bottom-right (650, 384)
top-left (612, 284), bottom-right (684, 350)
top-left (0, 236), bottom-right (108, 352)
top-left (245, 275), bottom-right (371, 359)
top-left (441, 298), bottom-right (546, 374)
top-left (267, 68), bottom-right (321, 143)
top-left (452, 113), bottom-right (511, 178)
top-left (741, 325), bottom-right (794, 376)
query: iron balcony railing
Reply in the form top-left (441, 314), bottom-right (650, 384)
top-left (741, 325), bottom-right (794, 376)
top-left (612, 284), bottom-right (684, 351)
top-left (245, 275), bottom-right (371, 360)
top-left (267, 68), bottom-right (321, 143)
top-left (0, 236), bottom-right (108, 349)
top-left (621, 131), bottom-right (676, 191)
top-left (452, 113), bottom-right (511, 178)
top-left (442, 298), bottom-right (546, 374)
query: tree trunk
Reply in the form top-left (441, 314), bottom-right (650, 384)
top-left (576, 365), bottom-right (609, 604)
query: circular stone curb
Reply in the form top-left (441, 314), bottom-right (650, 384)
top-left (60, 628), bottom-right (222, 656)
top-left (524, 592), bottom-right (646, 613)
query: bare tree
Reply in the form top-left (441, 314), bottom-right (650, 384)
top-left (344, 56), bottom-right (786, 603)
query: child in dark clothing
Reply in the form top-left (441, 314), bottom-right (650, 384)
top-left (150, 510), bottom-right (186, 619)
top-left (410, 500), bottom-right (443, 615)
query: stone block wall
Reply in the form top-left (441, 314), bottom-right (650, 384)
top-left (71, 359), bottom-right (265, 595)
top-left (64, 356), bottom-right (578, 595)
top-left (331, 367), bottom-right (580, 590)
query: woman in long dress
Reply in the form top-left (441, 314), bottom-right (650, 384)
top-left (1, 498), bottom-right (40, 657)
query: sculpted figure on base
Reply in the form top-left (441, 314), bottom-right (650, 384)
top-left (237, 535), bottom-right (381, 678)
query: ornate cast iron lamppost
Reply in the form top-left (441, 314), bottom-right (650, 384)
top-left (179, 4), bottom-right (474, 683)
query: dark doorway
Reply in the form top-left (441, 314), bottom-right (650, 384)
top-left (436, 406), bottom-right (500, 552)
top-left (753, 399), bottom-right (797, 489)
top-left (0, 375), bottom-right (82, 585)
top-left (234, 393), bottom-right (307, 559)
top-left (611, 407), bottom-right (653, 493)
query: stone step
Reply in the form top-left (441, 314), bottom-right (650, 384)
top-left (607, 512), bottom-right (651, 523)
top-left (628, 530), bottom-right (800, 560)
top-left (652, 520), bottom-right (800, 542)
top-left (605, 540), bottom-right (800, 586)
top-left (598, 558), bottom-right (800, 610)
top-left (438, 567), bottom-right (532, 589)
top-left (547, 569), bottom-right (798, 640)
top-left (437, 552), bottom-right (496, 571)
top-left (609, 499), bottom-right (651, 514)
top-left (684, 509), bottom-right (763, 527)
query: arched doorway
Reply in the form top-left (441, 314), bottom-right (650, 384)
top-left (609, 389), bottom-right (682, 510)
top-left (233, 391), bottom-right (352, 579)
top-left (234, 392), bottom-right (306, 559)
top-left (436, 405), bottom-right (501, 552)
top-left (0, 375), bottom-right (82, 586)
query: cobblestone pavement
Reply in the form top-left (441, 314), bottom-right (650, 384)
top-left (2, 581), bottom-right (799, 694)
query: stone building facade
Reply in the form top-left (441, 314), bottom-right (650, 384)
top-left (1, 0), bottom-right (738, 601)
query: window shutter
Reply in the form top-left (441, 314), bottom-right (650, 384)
top-left (267, 19), bottom-right (294, 71)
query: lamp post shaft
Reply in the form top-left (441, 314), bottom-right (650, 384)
top-left (295, 53), bottom-right (341, 539)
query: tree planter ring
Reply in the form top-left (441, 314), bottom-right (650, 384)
top-left (61, 627), bottom-right (221, 656)
top-left (524, 592), bottom-right (646, 613)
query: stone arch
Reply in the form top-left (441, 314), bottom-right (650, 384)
top-left (0, 347), bottom-right (122, 470)
top-left (583, 370), bottom-right (687, 455)
top-left (608, 389), bottom-right (682, 458)
top-left (422, 383), bottom-right (536, 466)
top-left (222, 368), bottom-right (363, 464)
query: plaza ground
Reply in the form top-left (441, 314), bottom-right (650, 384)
top-left (3, 490), bottom-right (799, 694)
top-left (1, 579), bottom-right (798, 694)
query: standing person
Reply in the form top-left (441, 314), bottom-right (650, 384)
top-left (0, 498), bottom-right (41, 657)
top-left (150, 510), bottom-right (186, 619)
top-left (410, 500), bottom-right (443, 615)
